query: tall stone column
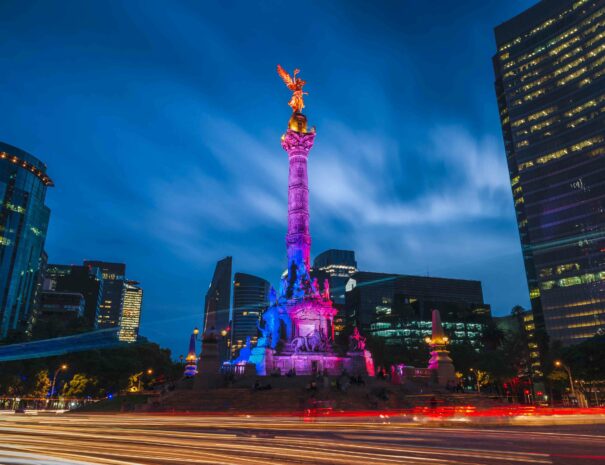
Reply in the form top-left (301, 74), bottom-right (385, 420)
top-left (281, 113), bottom-right (316, 270)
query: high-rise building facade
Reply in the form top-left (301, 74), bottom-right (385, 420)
top-left (118, 280), bottom-right (143, 343)
top-left (231, 272), bottom-right (270, 357)
top-left (84, 261), bottom-right (126, 329)
top-left (0, 142), bottom-right (52, 340)
top-left (203, 256), bottom-right (232, 363)
top-left (44, 263), bottom-right (104, 328)
top-left (494, 0), bottom-right (605, 344)
top-left (38, 291), bottom-right (85, 319)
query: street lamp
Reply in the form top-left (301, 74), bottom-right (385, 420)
top-left (554, 360), bottom-right (576, 399)
top-left (137, 369), bottom-right (154, 391)
top-left (469, 368), bottom-right (480, 393)
top-left (49, 364), bottom-right (67, 401)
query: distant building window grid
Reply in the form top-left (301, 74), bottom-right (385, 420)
top-left (494, 0), bottom-right (605, 345)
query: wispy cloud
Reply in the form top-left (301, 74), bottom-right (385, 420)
top-left (143, 112), bottom-right (516, 279)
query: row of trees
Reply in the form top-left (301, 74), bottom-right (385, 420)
top-left (0, 342), bottom-right (182, 398)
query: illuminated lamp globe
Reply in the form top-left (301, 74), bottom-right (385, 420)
top-left (424, 336), bottom-right (431, 344)
top-left (193, 327), bottom-right (199, 335)
top-left (220, 329), bottom-right (228, 337)
top-left (61, 364), bottom-right (68, 370)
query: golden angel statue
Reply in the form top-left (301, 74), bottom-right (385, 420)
top-left (277, 64), bottom-right (307, 113)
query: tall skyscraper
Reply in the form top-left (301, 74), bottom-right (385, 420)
top-left (83, 261), bottom-right (126, 329)
top-left (118, 280), bottom-right (143, 343)
top-left (203, 256), bottom-right (232, 363)
top-left (313, 249), bottom-right (357, 305)
top-left (0, 141), bottom-right (52, 340)
top-left (231, 272), bottom-right (270, 357)
top-left (494, 0), bottom-right (605, 345)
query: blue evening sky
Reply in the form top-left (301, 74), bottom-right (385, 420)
top-left (1, 0), bottom-right (535, 357)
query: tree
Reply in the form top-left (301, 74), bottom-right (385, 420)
top-left (30, 370), bottom-right (51, 398)
top-left (62, 374), bottom-right (98, 398)
top-left (481, 321), bottom-right (505, 351)
top-left (0, 374), bottom-right (24, 397)
top-left (559, 337), bottom-right (605, 381)
top-left (475, 369), bottom-right (490, 390)
top-left (511, 305), bottom-right (525, 317)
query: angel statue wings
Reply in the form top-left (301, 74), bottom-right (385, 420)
top-left (277, 64), bottom-right (307, 113)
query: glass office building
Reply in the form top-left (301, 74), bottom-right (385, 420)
top-left (118, 280), bottom-right (143, 343)
top-left (83, 261), bottom-right (126, 329)
top-left (347, 272), bottom-right (491, 350)
top-left (312, 249), bottom-right (357, 305)
top-left (44, 263), bottom-right (104, 329)
top-left (312, 249), bottom-right (358, 337)
top-left (231, 272), bottom-right (270, 357)
top-left (0, 141), bottom-right (52, 340)
top-left (203, 256), bottom-right (232, 363)
top-left (494, 0), bottom-right (605, 344)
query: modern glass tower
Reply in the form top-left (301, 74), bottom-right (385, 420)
top-left (231, 272), bottom-right (270, 357)
top-left (83, 260), bottom-right (126, 329)
top-left (118, 280), bottom-right (143, 343)
top-left (493, 0), bottom-right (605, 345)
top-left (312, 249), bottom-right (357, 305)
top-left (0, 141), bottom-right (52, 340)
top-left (203, 256), bottom-right (232, 363)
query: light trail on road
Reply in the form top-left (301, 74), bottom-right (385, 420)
top-left (1, 414), bottom-right (604, 465)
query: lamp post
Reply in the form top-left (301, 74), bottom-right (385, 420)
top-left (137, 369), bottom-right (153, 392)
top-left (48, 364), bottom-right (67, 405)
top-left (554, 360), bottom-right (576, 401)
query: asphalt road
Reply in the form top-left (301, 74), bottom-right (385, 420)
top-left (0, 414), bottom-right (604, 465)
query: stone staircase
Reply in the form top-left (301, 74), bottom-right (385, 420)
top-left (143, 376), bottom-right (511, 413)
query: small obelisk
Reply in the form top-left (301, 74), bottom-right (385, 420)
top-left (427, 309), bottom-right (456, 386)
top-left (183, 329), bottom-right (198, 378)
top-left (194, 325), bottom-right (223, 389)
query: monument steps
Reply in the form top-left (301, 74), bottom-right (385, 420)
top-left (145, 378), bottom-right (510, 413)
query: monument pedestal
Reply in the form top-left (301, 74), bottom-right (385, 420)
top-left (194, 339), bottom-right (223, 390)
top-left (428, 349), bottom-right (456, 386)
top-left (271, 352), bottom-right (345, 376)
top-left (346, 350), bottom-right (375, 377)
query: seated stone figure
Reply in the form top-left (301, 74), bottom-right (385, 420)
top-left (348, 327), bottom-right (366, 352)
top-left (258, 302), bottom-right (293, 350)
